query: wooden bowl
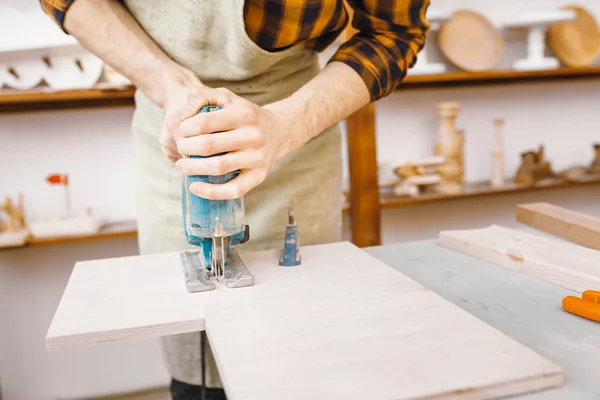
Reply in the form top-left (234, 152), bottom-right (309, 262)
top-left (547, 5), bottom-right (600, 67)
top-left (438, 10), bottom-right (504, 72)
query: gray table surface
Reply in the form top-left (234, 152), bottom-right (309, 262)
top-left (366, 238), bottom-right (600, 400)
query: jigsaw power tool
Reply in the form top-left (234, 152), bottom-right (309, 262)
top-left (180, 105), bottom-right (255, 293)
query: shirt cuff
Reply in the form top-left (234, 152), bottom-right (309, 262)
top-left (329, 36), bottom-right (418, 102)
top-left (40, 0), bottom-right (78, 33)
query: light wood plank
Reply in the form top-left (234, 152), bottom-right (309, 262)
top-left (517, 202), bottom-right (600, 251)
top-left (439, 225), bottom-right (600, 293)
top-left (204, 242), bottom-right (562, 400)
top-left (46, 252), bottom-right (209, 350)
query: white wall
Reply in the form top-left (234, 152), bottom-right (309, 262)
top-left (1, 0), bottom-right (600, 399)
top-left (0, 239), bottom-right (169, 400)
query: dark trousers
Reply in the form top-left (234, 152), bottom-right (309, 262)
top-left (170, 379), bottom-right (226, 400)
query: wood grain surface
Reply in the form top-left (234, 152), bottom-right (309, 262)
top-left (345, 103), bottom-right (381, 247)
top-left (517, 202), bottom-right (600, 251)
top-left (438, 10), bottom-right (503, 72)
top-left (439, 225), bottom-right (600, 293)
top-left (547, 6), bottom-right (600, 67)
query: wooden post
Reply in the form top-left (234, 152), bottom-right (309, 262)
top-left (346, 103), bottom-right (381, 247)
top-left (341, 7), bottom-right (381, 247)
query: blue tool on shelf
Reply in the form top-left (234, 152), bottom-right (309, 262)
top-left (279, 208), bottom-right (301, 267)
top-left (180, 105), bottom-right (254, 292)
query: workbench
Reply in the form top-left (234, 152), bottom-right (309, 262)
top-left (367, 237), bottom-right (600, 400)
top-left (46, 225), bottom-right (599, 399)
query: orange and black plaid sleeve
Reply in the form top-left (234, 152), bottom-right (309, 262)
top-left (39, 0), bottom-right (76, 31)
top-left (331, 0), bottom-right (430, 100)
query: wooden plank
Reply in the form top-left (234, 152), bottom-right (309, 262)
top-left (517, 202), bottom-right (600, 251)
top-left (0, 86), bottom-right (135, 113)
top-left (206, 242), bottom-right (561, 400)
top-left (345, 103), bottom-right (381, 247)
top-left (47, 242), bottom-right (562, 399)
top-left (439, 225), bottom-right (600, 293)
top-left (46, 251), bottom-right (209, 350)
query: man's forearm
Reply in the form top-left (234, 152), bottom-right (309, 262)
top-left (266, 61), bottom-right (371, 156)
top-left (64, 0), bottom-right (197, 107)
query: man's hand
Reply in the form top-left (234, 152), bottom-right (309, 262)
top-left (171, 87), bottom-right (293, 200)
top-left (159, 79), bottom-right (207, 162)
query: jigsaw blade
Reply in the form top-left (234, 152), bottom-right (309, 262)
top-left (181, 249), bottom-right (254, 292)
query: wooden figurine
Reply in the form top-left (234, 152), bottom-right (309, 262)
top-left (434, 102), bottom-right (464, 194)
top-left (392, 156), bottom-right (445, 197)
top-left (0, 193), bottom-right (29, 248)
top-left (394, 175), bottom-right (441, 197)
top-left (491, 119), bottom-right (505, 188)
top-left (393, 156), bottom-right (445, 179)
top-left (514, 145), bottom-right (553, 186)
top-left (589, 143), bottom-right (600, 175)
top-left (558, 166), bottom-right (590, 182)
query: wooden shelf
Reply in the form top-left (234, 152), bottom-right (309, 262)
top-left (2, 67), bottom-right (600, 112)
top-left (378, 175), bottom-right (600, 209)
top-left (26, 220), bottom-right (138, 247)
top-left (3, 175), bottom-right (598, 249)
top-left (0, 85), bottom-right (135, 113)
top-left (341, 175), bottom-right (600, 212)
top-left (399, 66), bottom-right (600, 90)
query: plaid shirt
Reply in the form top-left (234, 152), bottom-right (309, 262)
top-left (41, 0), bottom-right (430, 100)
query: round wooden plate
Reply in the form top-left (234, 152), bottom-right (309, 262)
top-left (438, 10), bottom-right (503, 72)
top-left (547, 5), bottom-right (600, 67)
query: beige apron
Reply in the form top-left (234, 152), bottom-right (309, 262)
top-left (124, 0), bottom-right (343, 388)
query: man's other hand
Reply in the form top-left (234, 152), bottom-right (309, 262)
top-left (160, 80), bottom-right (210, 162)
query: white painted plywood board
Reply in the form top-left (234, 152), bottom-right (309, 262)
top-left (47, 242), bottom-right (563, 399)
top-left (205, 242), bottom-right (562, 400)
top-left (439, 225), bottom-right (600, 293)
top-left (46, 252), bottom-right (209, 349)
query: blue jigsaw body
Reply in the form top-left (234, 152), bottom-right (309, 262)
top-left (182, 105), bottom-right (248, 271)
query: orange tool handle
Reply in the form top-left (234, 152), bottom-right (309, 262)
top-left (562, 290), bottom-right (600, 323)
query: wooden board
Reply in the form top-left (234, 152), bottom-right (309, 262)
top-left (47, 242), bottom-right (563, 399)
top-left (439, 225), bottom-right (600, 293)
top-left (206, 243), bottom-right (562, 400)
top-left (46, 251), bottom-right (209, 349)
top-left (368, 239), bottom-right (600, 399)
top-left (517, 202), bottom-right (600, 251)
